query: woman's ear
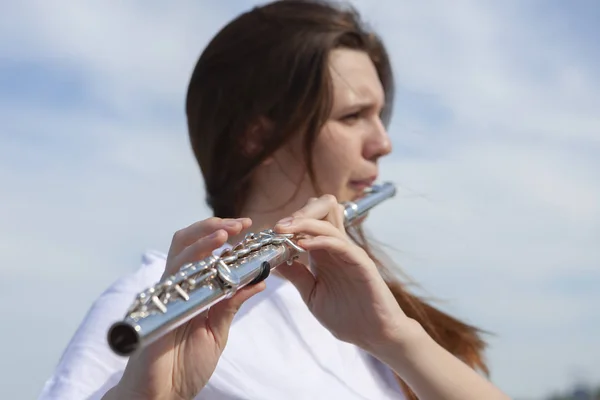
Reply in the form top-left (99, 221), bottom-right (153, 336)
top-left (260, 156), bottom-right (275, 166)
top-left (242, 116), bottom-right (272, 158)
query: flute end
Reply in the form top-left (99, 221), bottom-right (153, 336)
top-left (108, 321), bottom-right (140, 356)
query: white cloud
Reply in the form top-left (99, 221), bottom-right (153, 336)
top-left (366, 1), bottom-right (600, 145)
top-left (0, 1), bottom-right (598, 399)
top-left (367, 151), bottom-right (600, 396)
top-left (0, 0), bottom-right (237, 120)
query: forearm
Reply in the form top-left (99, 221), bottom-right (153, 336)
top-left (371, 319), bottom-right (511, 400)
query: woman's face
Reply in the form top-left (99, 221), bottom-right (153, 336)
top-left (253, 48), bottom-right (391, 216)
top-left (311, 48), bottom-right (392, 202)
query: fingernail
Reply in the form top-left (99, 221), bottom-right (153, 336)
top-left (208, 230), bottom-right (222, 239)
top-left (224, 220), bottom-right (240, 227)
top-left (277, 217), bottom-right (293, 226)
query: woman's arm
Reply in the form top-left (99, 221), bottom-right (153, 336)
top-left (101, 217), bottom-right (265, 400)
top-left (274, 195), bottom-right (511, 400)
top-left (369, 318), bottom-right (511, 400)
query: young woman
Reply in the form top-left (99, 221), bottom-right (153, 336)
top-left (39, 1), bottom-right (510, 399)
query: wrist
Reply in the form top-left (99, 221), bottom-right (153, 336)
top-left (363, 317), bottom-right (430, 370)
top-left (362, 318), bottom-right (512, 400)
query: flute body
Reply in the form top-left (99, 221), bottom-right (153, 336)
top-left (107, 182), bottom-right (396, 356)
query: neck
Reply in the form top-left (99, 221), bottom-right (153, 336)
top-left (224, 192), bottom-right (311, 279)
top-left (224, 183), bottom-right (317, 284)
top-left (227, 194), bottom-right (309, 245)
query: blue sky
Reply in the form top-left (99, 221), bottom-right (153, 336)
top-left (1, 1), bottom-right (599, 399)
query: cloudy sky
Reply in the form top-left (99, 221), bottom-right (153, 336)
top-left (1, 1), bottom-right (598, 399)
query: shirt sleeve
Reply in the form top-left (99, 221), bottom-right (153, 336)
top-left (38, 251), bottom-right (167, 400)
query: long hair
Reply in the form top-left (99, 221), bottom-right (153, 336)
top-left (185, 1), bottom-right (488, 398)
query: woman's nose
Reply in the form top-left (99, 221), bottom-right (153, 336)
top-left (363, 118), bottom-right (392, 161)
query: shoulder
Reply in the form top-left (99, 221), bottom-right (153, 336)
top-left (39, 244), bottom-right (235, 399)
top-left (72, 249), bottom-right (169, 343)
top-left (60, 248), bottom-right (169, 354)
top-left (38, 249), bottom-right (168, 400)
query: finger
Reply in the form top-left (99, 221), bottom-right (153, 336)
top-left (168, 217), bottom-right (252, 258)
top-left (164, 229), bottom-right (228, 277)
top-left (207, 281), bottom-right (266, 345)
top-left (276, 261), bottom-right (316, 306)
top-left (290, 194), bottom-right (345, 228)
top-left (298, 236), bottom-right (364, 264)
top-left (274, 217), bottom-right (347, 241)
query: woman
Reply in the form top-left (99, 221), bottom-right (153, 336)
top-left (39, 1), bottom-right (510, 399)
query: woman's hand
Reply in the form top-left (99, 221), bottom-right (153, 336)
top-left (107, 217), bottom-right (265, 400)
top-left (273, 194), bottom-right (410, 353)
top-left (273, 196), bottom-right (513, 400)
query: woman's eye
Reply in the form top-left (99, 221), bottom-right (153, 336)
top-left (342, 112), bottom-right (361, 123)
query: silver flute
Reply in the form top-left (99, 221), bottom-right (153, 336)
top-left (107, 182), bottom-right (396, 356)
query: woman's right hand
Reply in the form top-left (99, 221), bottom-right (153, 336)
top-left (105, 217), bottom-right (265, 400)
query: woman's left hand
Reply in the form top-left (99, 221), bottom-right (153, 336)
top-left (273, 194), bottom-right (411, 352)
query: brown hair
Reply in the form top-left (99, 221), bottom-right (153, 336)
top-left (186, 0), bottom-right (488, 398)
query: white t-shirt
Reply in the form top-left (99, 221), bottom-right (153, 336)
top-left (38, 247), bottom-right (404, 400)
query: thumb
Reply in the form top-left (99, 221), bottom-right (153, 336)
top-left (276, 261), bottom-right (316, 306)
top-left (207, 282), bottom-right (266, 341)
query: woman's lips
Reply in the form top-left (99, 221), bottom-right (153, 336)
top-left (349, 177), bottom-right (377, 190)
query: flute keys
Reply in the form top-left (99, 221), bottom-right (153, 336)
top-left (174, 285), bottom-right (190, 301)
top-left (151, 296), bottom-right (167, 314)
top-left (259, 236), bottom-right (273, 246)
top-left (247, 241), bottom-right (262, 252)
top-left (216, 259), bottom-right (240, 290)
top-left (236, 247), bottom-right (251, 257)
top-left (221, 254), bottom-right (238, 264)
